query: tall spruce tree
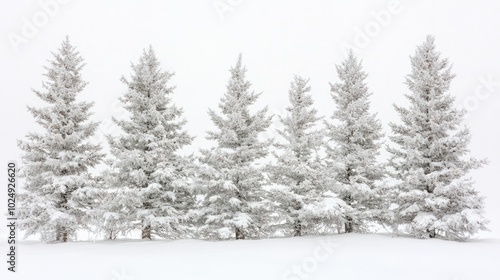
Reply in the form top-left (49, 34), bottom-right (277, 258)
top-left (107, 46), bottom-right (194, 240)
top-left (325, 51), bottom-right (385, 233)
top-left (388, 36), bottom-right (488, 240)
top-left (268, 76), bottom-right (326, 236)
top-left (17, 37), bottom-right (103, 242)
top-left (197, 55), bottom-right (272, 240)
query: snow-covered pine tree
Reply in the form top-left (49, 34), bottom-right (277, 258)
top-left (268, 75), bottom-right (326, 236)
top-left (107, 46), bottom-right (194, 240)
top-left (388, 35), bottom-right (488, 241)
top-left (17, 37), bottom-right (103, 242)
top-left (325, 51), bottom-right (385, 233)
top-left (197, 54), bottom-right (272, 240)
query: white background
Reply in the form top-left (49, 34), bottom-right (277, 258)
top-left (1, 0), bottom-right (499, 239)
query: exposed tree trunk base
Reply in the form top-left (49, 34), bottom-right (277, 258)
top-left (345, 216), bottom-right (354, 233)
top-left (293, 219), bottom-right (302, 237)
top-left (55, 226), bottom-right (68, 243)
top-left (142, 225), bottom-right (152, 240)
top-left (109, 230), bottom-right (115, 240)
top-left (235, 227), bottom-right (245, 240)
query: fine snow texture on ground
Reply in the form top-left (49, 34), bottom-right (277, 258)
top-left (1, 234), bottom-right (499, 280)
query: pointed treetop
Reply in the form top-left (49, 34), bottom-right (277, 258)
top-left (336, 50), bottom-right (364, 78)
top-left (236, 53), bottom-right (243, 67)
top-left (139, 45), bottom-right (159, 65)
top-left (62, 35), bottom-right (71, 47)
top-left (330, 51), bottom-right (369, 107)
top-left (38, 36), bottom-right (86, 105)
top-left (406, 35), bottom-right (455, 97)
top-left (143, 45), bottom-right (157, 60)
top-left (288, 75), bottom-right (312, 107)
top-left (346, 48), bottom-right (356, 61)
top-left (423, 34), bottom-right (435, 48)
top-left (56, 36), bottom-right (80, 63)
top-left (411, 35), bottom-right (444, 69)
top-left (230, 53), bottom-right (246, 79)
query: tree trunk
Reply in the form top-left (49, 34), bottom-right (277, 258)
top-left (56, 226), bottom-right (68, 242)
top-left (293, 219), bottom-right (302, 237)
top-left (235, 227), bottom-right (245, 240)
top-left (428, 228), bottom-right (436, 238)
top-left (344, 216), bottom-right (354, 233)
top-left (142, 225), bottom-right (152, 240)
top-left (56, 192), bottom-right (69, 242)
top-left (234, 177), bottom-right (245, 240)
top-left (141, 199), bottom-right (152, 240)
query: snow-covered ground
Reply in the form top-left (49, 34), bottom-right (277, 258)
top-left (1, 234), bottom-right (498, 280)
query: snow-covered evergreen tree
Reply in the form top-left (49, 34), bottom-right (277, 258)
top-left (325, 51), bottom-right (385, 233)
top-left (17, 37), bottom-right (103, 242)
top-left (107, 46), bottom-right (194, 240)
top-left (388, 36), bottom-right (488, 241)
top-left (196, 55), bottom-right (272, 240)
top-left (268, 76), bottom-right (327, 236)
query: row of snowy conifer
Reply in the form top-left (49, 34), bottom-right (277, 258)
top-left (17, 35), bottom-right (488, 243)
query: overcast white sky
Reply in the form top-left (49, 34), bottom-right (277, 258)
top-left (1, 0), bottom-right (499, 238)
